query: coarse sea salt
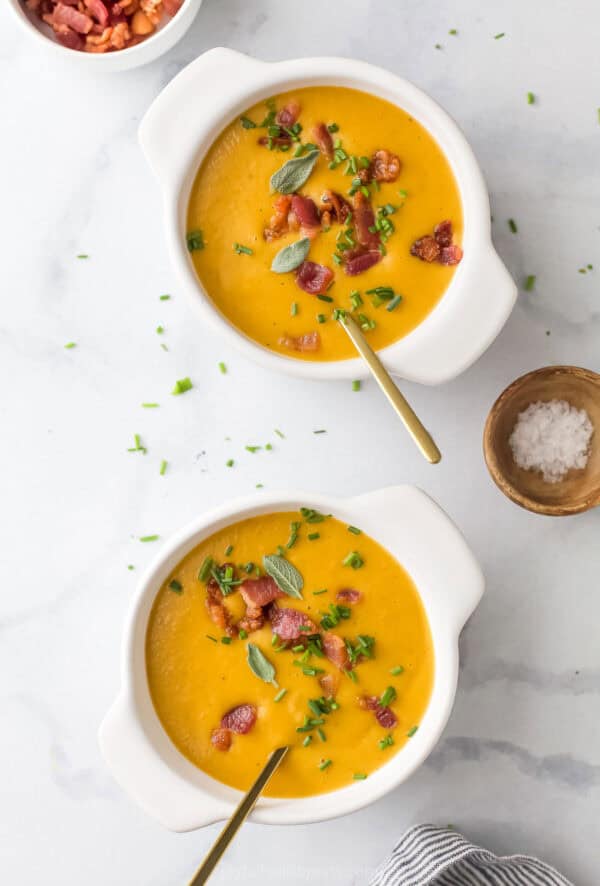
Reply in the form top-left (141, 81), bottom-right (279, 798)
top-left (509, 399), bottom-right (594, 483)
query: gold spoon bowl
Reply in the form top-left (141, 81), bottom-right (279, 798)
top-left (483, 365), bottom-right (600, 516)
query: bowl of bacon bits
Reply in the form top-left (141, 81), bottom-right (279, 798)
top-left (10, 0), bottom-right (203, 70)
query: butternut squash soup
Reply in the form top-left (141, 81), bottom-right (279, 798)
top-left (146, 510), bottom-right (434, 797)
top-left (186, 86), bottom-right (463, 362)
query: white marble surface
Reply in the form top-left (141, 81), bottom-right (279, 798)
top-left (1, 1), bottom-right (599, 883)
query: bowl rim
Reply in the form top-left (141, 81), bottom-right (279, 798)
top-left (6, 0), bottom-right (201, 66)
top-left (139, 49), bottom-right (517, 383)
top-left (99, 485), bottom-right (484, 829)
top-left (483, 364), bottom-right (600, 516)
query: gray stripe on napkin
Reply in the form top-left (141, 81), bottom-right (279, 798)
top-left (368, 824), bottom-right (573, 886)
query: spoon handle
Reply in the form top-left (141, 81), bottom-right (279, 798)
top-left (339, 315), bottom-right (441, 464)
top-left (187, 746), bottom-right (289, 886)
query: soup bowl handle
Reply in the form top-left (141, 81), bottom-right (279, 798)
top-left (99, 693), bottom-right (230, 831)
top-left (139, 47), bottom-right (266, 190)
top-left (350, 485), bottom-right (484, 633)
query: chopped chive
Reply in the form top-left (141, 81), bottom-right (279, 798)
top-left (312, 588), bottom-right (328, 596)
top-left (142, 403), bottom-right (160, 409)
top-left (245, 445), bottom-right (261, 453)
top-left (291, 302), bottom-right (299, 317)
top-left (407, 725), bottom-right (419, 737)
top-left (380, 686), bottom-right (397, 707)
top-left (226, 458), bottom-right (234, 467)
top-left (240, 115), bottom-right (256, 129)
top-left (524, 275), bottom-right (536, 291)
top-left (265, 443), bottom-right (273, 451)
top-left (316, 313), bottom-right (326, 324)
top-left (344, 668), bottom-right (358, 683)
top-left (127, 564), bottom-right (135, 570)
top-left (168, 579), bottom-right (183, 594)
top-left (159, 459), bottom-right (168, 476)
top-left (386, 294), bottom-right (402, 312)
top-left (271, 633), bottom-right (280, 647)
top-left (76, 254), bottom-right (89, 259)
top-left (307, 532), bottom-right (320, 541)
top-left (159, 294), bottom-right (171, 301)
top-left (64, 341), bottom-right (76, 349)
top-left (233, 243), bottom-right (253, 255)
top-left (156, 325), bottom-right (164, 334)
top-left (494, 32), bottom-right (505, 39)
top-left (286, 520), bottom-right (301, 549)
top-left (508, 218), bottom-right (518, 233)
top-left (139, 535), bottom-right (159, 542)
top-left (317, 294), bottom-right (333, 303)
top-left (434, 43), bottom-right (442, 49)
top-left (206, 634), bottom-right (218, 643)
top-left (352, 380), bottom-right (361, 392)
top-left (343, 550), bottom-right (364, 569)
top-left (527, 91), bottom-right (535, 105)
top-left (353, 773), bottom-right (367, 780)
top-left (449, 28), bottom-right (457, 35)
top-left (198, 556), bottom-right (214, 582)
top-left (378, 734), bottom-right (394, 750)
top-left (225, 544), bottom-right (234, 556)
top-left (327, 122), bottom-right (339, 133)
top-left (313, 429), bottom-right (327, 434)
top-left (390, 665), bottom-right (404, 676)
top-left (302, 735), bottom-right (312, 747)
top-left (317, 727), bottom-right (326, 742)
top-left (218, 362), bottom-right (227, 374)
top-left (274, 688), bottom-right (287, 702)
top-left (221, 636), bottom-right (232, 645)
top-left (186, 230), bottom-right (204, 252)
top-left (172, 377), bottom-right (193, 395)
top-left (160, 343), bottom-right (168, 351)
top-left (347, 525), bottom-right (361, 535)
top-left (239, 628), bottom-right (248, 639)
top-left (319, 758), bottom-right (332, 770)
top-left (274, 428), bottom-right (285, 438)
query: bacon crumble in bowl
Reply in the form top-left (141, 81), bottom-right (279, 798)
top-left (139, 49), bottom-right (517, 383)
top-left (8, 0), bottom-right (202, 70)
top-left (99, 487), bottom-right (484, 830)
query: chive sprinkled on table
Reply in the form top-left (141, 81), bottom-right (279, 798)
top-left (142, 402), bottom-right (159, 408)
top-left (139, 535), bottom-right (159, 542)
top-left (524, 275), bottom-right (536, 291)
top-left (352, 380), bottom-right (361, 392)
top-left (64, 342), bottom-right (76, 349)
top-left (172, 377), bottom-right (193, 395)
top-left (159, 294), bottom-right (171, 300)
top-left (527, 91), bottom-right (535, 104)
top-left (218, 362), bottom-right (227, 374)
top-left (508, 218), bottom-right (518, 233)
top-left (226, 459), bottom-right (234, 467)
top-left (159, 459), bottom-right (168, 476)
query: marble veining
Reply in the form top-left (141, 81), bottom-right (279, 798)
top-left (1, 1), bottom-right (599, 884)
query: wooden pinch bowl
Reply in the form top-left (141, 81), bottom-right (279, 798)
top-left (483, 366), bottom-right (600, 516)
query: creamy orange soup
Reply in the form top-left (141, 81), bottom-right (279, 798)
top-left (146, 510), bottom-right (434, 797)
top-left (186, 86), bottom-right (463, 361)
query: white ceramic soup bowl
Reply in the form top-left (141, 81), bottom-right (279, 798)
top-left (99, 485), bottom-right (484, 830)
top-left (139, 47), bottom-right (516, 383)
top-left (7, 0), bottom-right (203, 72)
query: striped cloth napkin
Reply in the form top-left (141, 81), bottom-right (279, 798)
top-left (368, 824), bottom-right (573, 886)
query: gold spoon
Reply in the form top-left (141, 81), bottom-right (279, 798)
top-left (187, 746), bottom-right (289, 886)
top-left (338, 314), bottom-right (441, 464)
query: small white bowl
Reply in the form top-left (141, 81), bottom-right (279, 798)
top-left (7, 0), bottom-right (203, 72)
top-left (99, 485), bottom-right (484, 831)
top-left (139, 48), bottom-right (517, 383)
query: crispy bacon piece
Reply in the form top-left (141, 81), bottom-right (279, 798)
top-left (258, 134), bottom-right (293, 148)
top-left (320, 190), bottom-right (352, 227)
top-left (84, 0), bottom-right (108, 25)
top-left (162, 0), bottom-right (183, 14)
top-left (352, 191), bottom-right (380, 250)
top-left (336, 588), bottom-right (361, 604)
top-left (210, 727), bottom-right (232, 751)
top-left (279, 331), bottom-right (321, 353)
top-left (205, 578), bottom-right (237, 637)
top-left (290, 195), bottom-right (321, 235)
top-left (276, 100), bottom-right (301, 127)
top-left (357, 166), bottom-right (372, 185)
top-left (319, 672), bottom-right (339, 698)
top-left (410, 235), bottom-right (440, 263)
top-left (344, 249), bottom-right (382, 276)
top-left (238, 603), bottom-right (265, 634)
top-left (411, 220), bottom-right (463, 266)
top-left (371, 149), bottom-right (402, 183)
top-left (266, 604), bottom-right (317, 640)
top-left (433, 220), bottom-right (453, 247)
top-left (322, 631), bottom-right (351, 671)
top-left (439, 244), bottom-right (463, 266)
top-left (53, 24), bottom-right (85, 48)
top-left (358, 695), bottom-right (398, 729)
top-left (264, 195), bottom-right (292, 242)
top-left (221, 704), bottom-right (257, 735)
top-left (48, 3), bottom-right (93, 33)
top-left (85, 22), bottom-right (130, 50)
top-left (240, 576), bottom-right (283, 608)
top-left (295, 260), bottom-right (334, 295)
top-left (313, 122), bottom-right (334, 159)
